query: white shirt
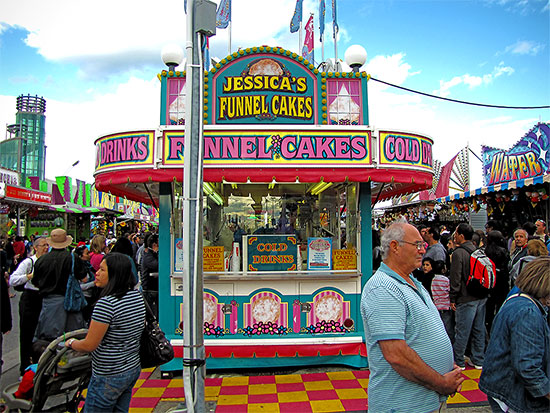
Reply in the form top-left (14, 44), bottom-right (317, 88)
top-left (9, 255), bottom-right (39, 291)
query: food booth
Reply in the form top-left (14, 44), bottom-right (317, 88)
top-left (94, 47), bottom-right (434, 372)
top-left (437, 122), bottom-right (549, 235)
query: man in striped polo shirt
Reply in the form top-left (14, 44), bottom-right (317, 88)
top-left (361, 221), bottom-right (464, 413)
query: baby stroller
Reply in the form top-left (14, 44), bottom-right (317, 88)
top-left (2, 329), bottom-right (91, 412)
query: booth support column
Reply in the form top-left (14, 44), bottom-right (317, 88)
top-left (359, 182), bottom-right (373, 285)
top-left (158, 182), bottom-right (174, 341)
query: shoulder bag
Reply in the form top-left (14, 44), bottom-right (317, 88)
top-left (64, 253), bottom-right (88, 312)
top-left (140, 292), bottom-right (174, 368)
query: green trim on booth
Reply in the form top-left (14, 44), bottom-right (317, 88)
top-left (360, 183), bottom-right (373, 284)
top-left (160, 75), bottom-right (168, 126)
top-left (158, 182), bottom-right (174, 342)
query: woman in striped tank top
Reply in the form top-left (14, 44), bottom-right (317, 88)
top-left (64, 252), bottom-right (145, 412)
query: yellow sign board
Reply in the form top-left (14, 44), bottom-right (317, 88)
top-left (203, 246), bottom-right (225, 272)
top-left (332, 248), bottom-right (357, 270)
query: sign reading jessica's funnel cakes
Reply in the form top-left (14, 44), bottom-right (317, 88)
top-left (213, 53), bottom-right (317, 124)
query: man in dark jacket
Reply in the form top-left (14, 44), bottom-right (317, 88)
top-left (32, 229), bottom-right (85, 342)
top-left (141, 233), bottom-right (159, 317)
top-left (450, 223), bottom-right (486, 370)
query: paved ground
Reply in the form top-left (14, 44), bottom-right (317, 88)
top-left (1, 292), bottom-right (491, 412)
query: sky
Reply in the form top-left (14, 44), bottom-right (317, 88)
top-left (0, 0), bottom-right (549, 193)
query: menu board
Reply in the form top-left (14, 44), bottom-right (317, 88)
top-left (307, 237), bottom-right (332, 270)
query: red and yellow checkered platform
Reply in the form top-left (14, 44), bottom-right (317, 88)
top-left (125, 366), bottom-right (487, 412)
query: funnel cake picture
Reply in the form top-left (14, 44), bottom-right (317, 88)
top-left (203, 294), bottom-right (217, 325)
top-left (252, 296), bottom-right (280, 323)
top-left (242, 58), bottom-right (290, 77)
top-left (315, 295), bottom-right (342, 322)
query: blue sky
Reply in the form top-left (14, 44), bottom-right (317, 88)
top-left (1, 0), bottom-right (549, 191)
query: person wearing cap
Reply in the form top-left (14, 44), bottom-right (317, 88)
top-left (32, 229), bottom-right (86, 342)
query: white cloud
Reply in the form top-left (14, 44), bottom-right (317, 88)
top-left (1, 0), bottom-right (318, 79)
top-left (504, 40), bottom-right (545, 56)
top-left (435, 63), bottom-right (514, 97)
top-left (366, 53), bottom-right (418, 87)
top-left (0, 77), bottom-right (159, 183)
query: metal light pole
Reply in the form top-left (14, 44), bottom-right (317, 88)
top-left (179, 1), bottom-right (216, 412)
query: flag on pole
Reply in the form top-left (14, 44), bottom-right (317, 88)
top-left (302, 14), bottom-right (314, 62)
top-left (332, 0), bottom-right (338, 39)
top-left (202, 37), bottom-right (210, 71)
top-left (216, 0), bottom-right (231, 29)
top-left (319, 0), bottom-right (325, 42)
top-left (435, 154), bottom-right (458, 198)
top-left (290, 0), bottom-right (303, 33)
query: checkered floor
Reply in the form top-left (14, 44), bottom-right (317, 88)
top-left (125, 366), bottom-right (487, 412)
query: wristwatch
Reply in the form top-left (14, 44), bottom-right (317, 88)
top-left (67, 338), bottom-right (76, 348)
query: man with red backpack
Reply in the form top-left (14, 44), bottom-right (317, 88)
top-left (450, 223), bottom-right (490, 370)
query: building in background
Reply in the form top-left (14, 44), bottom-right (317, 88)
top-left (0, 95), bottom-right (47, 183)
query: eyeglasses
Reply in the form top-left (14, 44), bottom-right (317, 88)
top-left (398, 240), bottom-right (425, 251)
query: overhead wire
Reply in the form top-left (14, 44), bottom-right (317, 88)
top-left (369, 76), bottom-right (550, 110)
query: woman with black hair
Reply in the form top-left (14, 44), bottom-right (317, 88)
top-left (64, 252), bottom-right (145, 412)
top-left (73, 244), bottom-right (100, 324)
top-left (110, 237), bottom-right (139, 283)
top-left (484, 230), bottom-right (511, 333)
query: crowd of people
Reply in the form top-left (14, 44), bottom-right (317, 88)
top-left (0, 229), bottom-right (158, 412)
top-left (364, 218), bottom-right (549, 412)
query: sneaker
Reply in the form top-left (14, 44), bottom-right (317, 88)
top-left (466, 359), bottom-right (483, 369)
top-left (458, 365), bottom-right (466, 371)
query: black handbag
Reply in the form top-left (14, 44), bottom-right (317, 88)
top-left (140, 293), bottom-right (174, 368)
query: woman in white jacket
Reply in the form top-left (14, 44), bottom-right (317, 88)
top-left (9, 237), bottom-right (50, 376)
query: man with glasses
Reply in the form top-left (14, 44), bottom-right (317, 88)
top-left (361, 221), bottom-right (464, 412)
top-left (450, 223), bottom-right (486, 370)
top-left (9, 237), bottom-right (50, 376)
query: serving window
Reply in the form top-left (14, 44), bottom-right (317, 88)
top-left (171, 181), bottom-right (359, 275)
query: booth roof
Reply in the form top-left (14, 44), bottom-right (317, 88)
top-left (44, 204), bottom-right (122, 214)
top-left (94, 168), bottom-right (434, 206)
top-left (436, 173), bottom-right (549, 203)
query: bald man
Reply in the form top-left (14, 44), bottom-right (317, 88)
top-left (361, 222), bottom-right (464, 412)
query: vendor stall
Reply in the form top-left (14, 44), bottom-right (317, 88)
top-left (437, 122), bottom-right (549, 236)
top-left (0, 177), bottom-right (52, 236)
top-left (94, 47), bottom-right (434, 371)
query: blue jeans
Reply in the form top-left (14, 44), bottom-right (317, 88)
top-left (453, 298), bottom-right (487, 367)
top-left (84, 365), bottom-right (141, 412)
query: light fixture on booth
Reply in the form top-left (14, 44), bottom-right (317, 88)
top-left (344, 45), bottom-right (367, 72)
top-left (311, 181), bottom-right (333, 195)
top-left (203, 182), bottom-right (223, 206)
top-left (161, 44), bottom-right (185, 72)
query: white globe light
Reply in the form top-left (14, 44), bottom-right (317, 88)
top-left (161, 44), bottom-right (184, 68)
top-left (344, 45), bottom-right (367, 71)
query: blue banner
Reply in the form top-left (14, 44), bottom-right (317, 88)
top-left (332, 0), bottom-right (338, 39)
top-left (216, 0), bottom-right (231, 29)
top-left (319, 0), bottom-right (325, 41)
top-left (290, 0), bottom-right (303, 33)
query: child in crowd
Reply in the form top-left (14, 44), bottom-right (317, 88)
top-left (430, 260), bottom-right (454, 343)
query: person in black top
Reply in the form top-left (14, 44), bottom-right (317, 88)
top-left (32, 229), bottom-right (86, 341)
top-left (141, 234), bottom-right (159, 317)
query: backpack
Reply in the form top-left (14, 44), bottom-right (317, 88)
top-left (464, 248), bottom-right (496, 298)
